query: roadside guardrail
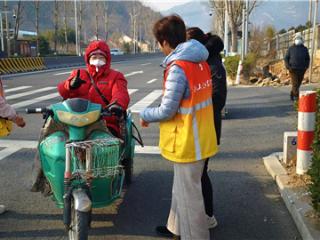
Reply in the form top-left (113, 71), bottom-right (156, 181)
top-left (0, 53), bottom-right (162, 75)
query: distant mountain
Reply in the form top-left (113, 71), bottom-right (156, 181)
top-left (162, 0), bottom-right (319, 33)
top-left (161, 1), bottom-right (212, 32)
top-left (250, 0), bottom-right (316, 30)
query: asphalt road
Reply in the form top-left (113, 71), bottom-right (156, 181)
top-left (0, 55), bottom-right (307, 239)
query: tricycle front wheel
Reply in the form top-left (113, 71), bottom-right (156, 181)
top-left (68, 205), bottom-right (90, 240)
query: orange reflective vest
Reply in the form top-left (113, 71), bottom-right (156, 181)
top-left (159, 60), bottom-right (218, 163)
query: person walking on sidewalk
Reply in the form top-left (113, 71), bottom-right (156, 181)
top-left (140, 15), bottom-right (218, 240)
top-left (186, 27), bottom-right (227, 229)
top-left (284, 33), bottom-right (310, 101)
top-left (0, 80), bottom-right (26, 214)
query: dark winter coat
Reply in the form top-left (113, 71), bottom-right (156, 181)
top-left (284, 44), bottom-right (310, 71)
top-left (207, 55), bottom-right (227, 145)
top-left (57, 40), bottom-right (130, 135)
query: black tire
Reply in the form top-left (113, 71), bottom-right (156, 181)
top-left (68, 204), bottom-right (90, 240)
top-left (123, 157), bottom-right (133, 185)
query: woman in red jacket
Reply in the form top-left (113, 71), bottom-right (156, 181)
top-left (31, 40), bottom-right (129, 193)
top-left (58, 40), bottom-right (130, 137)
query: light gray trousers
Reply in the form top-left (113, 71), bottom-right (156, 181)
top-left (167, 160), bottom-right (209, 240)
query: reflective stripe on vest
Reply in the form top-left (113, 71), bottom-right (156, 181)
top-left (159, 60), bottom-right (218, 163)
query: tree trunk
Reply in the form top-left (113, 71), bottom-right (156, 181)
top-left (79, 1), bottom-right (82, 54)
top-left (35, 0), bottom-right (39, 56)
top-left (54, 0), bottom-right (58, 53)
top-left (104, 2), bottom-right (108, 40)
top-left (64, 0), bottom-right (68, 53)
top-left (230, 22), bottom-right (238, 53)
top-left (95, 1), bottom-right (99, 40)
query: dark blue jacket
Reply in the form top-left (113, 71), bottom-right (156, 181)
top-left (284, 44), bottom-right (310, 70)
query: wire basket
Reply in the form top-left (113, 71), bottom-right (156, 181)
top-left (66, 138), bottom-right (122, 179)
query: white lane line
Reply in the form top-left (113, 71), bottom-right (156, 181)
top-left (54, 71), bottom-right (71, 76)
top-left (0, 140), bottom-right (160, 155)
top-left (129, 90), bottom-right (162, 113)
top-left (12, 92), bottom-right (60, 109)
top-left (147, 78), bottom-right (157, 84)
top-left (6, 87), bottom-right (56, 100)
top-left (5, 86), bottom-right (32, 93)
top-left (128, 89), bottom-right (138, 95)
top-left (0, 147), bottom-right (22, 161)
top-left (141, 63), bottom-right (151, 66)
top-left (124, 71), bottom-right (143, 77)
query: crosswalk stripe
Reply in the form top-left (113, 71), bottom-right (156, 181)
top-left (128, 89), bottom-right (138, 95)
top-left (54, 71), bottom-right (71, 76)
top-left (129, 90), bottom-right (162, 113)
top-left (147, 78), bottom-right (157, 84)
top-left (5, 86), bottom-right (32, 93)
top-left (6, 87), bottom-right (56, 100)
top-left (0, 147), bottom-right (22, 161)
top-left (124, 71), bottom-right (143, 77)
top-left (0, 140), bottom-right (160, 155)
top-left (11, 92), bottom-right (60, 109)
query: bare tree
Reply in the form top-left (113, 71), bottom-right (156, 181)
top-left (129, 1), bottom-right (138, 53)
top-left (13, 0), bottom-right (23, 55)
top-left (210, 0), bottom-right (257, 53)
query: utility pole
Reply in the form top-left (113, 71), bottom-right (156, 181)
top-left (95, 1), bottom-right (98, 40)
top-left (0, 12), bottom-right (4, 52)
top-left (241, 2), bottom-right (245, 60)
top-left (224, 0), bottom-right (228, 56)
top-left (309, 0), bottom-right (318, 84)
top-left (308, 0), bottom-right (313, 48)
top-left (4, 0), bottom-right (10, 57)
top-left (244, 0), bottom-right (249, 55)
top-left (74, 0), bottom-right (79, 56)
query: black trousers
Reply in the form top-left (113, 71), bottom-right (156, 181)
top-left (289, 69), bottom-right (306, 99)
top-left (201, 158), bottom-right (213, 217)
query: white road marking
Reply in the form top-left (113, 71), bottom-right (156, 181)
top-left (147, 78), bottom-right (157, 84)
top-left (54, 71), bottom-right (71, 76)
top-left (6, 87), bottom-right (56, 100)
top-left (0, 140), bottom-right (160, 156)
top-left (5, 86), bottom-right (32, 93)
top-left (0, 147), bottom-right (22, 161)
top-left (128, 89), bottom-right (138, 95)
top-left (129, 90), bottom-right (162, 113)
top-left (12, 92), bottom-right (60, 109)
top-left (141, 63), bottom-right (151, 66)
top-left (124, 71), bottom-right (143, 77)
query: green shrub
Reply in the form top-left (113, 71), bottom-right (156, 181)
top-left (242, 53), bottom-right (258, 77)
top-left (224, 55), bottom-right (240, 80)
top-left (309, 88), bottom-right (320, 216)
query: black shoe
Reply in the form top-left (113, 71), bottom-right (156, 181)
top-left (155, 226), bottom-right (176, 238)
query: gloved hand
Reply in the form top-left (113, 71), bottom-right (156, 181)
top-left (109, 104), bottom-right (123, 117)
top-left (69, 70), bottom-right (86, 90)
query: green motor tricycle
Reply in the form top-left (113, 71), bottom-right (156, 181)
top-left (26, 98), bottom-right (142, 240)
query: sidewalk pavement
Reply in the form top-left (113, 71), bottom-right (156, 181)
top-left (263, 153), bottom-right (320, 240)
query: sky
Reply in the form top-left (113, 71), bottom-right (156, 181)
top-left (140, 0), bottom-right (194, 12)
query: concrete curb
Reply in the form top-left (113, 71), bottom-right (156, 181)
top-left (263, 153), bottom-right (320, 240)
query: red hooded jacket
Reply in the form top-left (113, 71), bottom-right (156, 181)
top-left (57, 40), bottom-right (130, 135)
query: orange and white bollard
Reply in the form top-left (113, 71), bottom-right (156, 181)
top-left (296, 91), bottom-right (317, 175)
